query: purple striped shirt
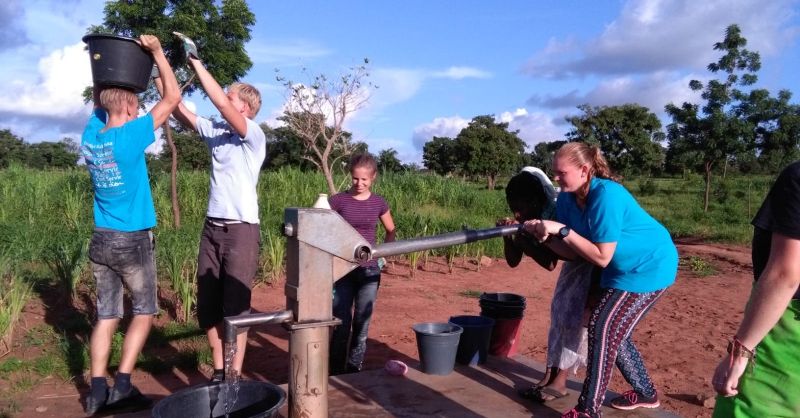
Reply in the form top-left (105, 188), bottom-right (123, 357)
top-left (329, 192), bottom-right (389, 247)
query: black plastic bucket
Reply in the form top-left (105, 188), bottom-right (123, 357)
top-left (82, 34), bottom-right (153, 93)
top-left (479, 292), bottom-right (526, 319)
top-left (412, 322), bottom-right (463, 375)
top-left (448, 315), bottom-right (495, 365)
top-left (151, 380), bottom-right (286, 418)
top-left (478, 292), bottom-right (527, 357)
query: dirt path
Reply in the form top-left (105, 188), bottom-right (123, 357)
top-left (8, 243), bottom-right (752, 417)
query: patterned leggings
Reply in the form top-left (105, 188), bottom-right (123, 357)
top-left (577, 288), bottom-right (665, 417)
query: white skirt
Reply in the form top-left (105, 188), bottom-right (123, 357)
top-left (546, 260), bottom-right (595, 373)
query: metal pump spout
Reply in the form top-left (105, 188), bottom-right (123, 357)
top-left (223, 310), bottom-right (293, 346)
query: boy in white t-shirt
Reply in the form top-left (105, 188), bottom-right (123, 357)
top-left (156, 46), bottom-right (266, 383)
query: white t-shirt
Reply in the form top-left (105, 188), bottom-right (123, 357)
top-left (195, 117), bottom-right (266, 224)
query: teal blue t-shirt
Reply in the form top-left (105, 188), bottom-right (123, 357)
top-left (81, 109), bottom-right (157, 232)
top-left (556, 178), bottom-right (677, 292)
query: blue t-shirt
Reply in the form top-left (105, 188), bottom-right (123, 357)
top-left (81, 109), bottom-right (157, 232)
top-left (556, 178), bottom-right (677, 292)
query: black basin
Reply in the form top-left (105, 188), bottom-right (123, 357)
top-left (82, 34), bottom-right (154, 93)
top-left (152, 380), bottom-right (286, 418)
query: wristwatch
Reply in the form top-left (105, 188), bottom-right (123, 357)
top-left (557, 226), bottom-right (571, 239)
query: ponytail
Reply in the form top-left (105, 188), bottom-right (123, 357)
top-left (555, 142), bottom-right (620, 202)
top-left (589, 146), bottom-right (620, 182)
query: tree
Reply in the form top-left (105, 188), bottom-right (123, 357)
top-left (665, 24), bottom-right (760, 211)
top-left (277, 61), bottom-right (372, 194)
top-left (736, 88), bottom-right (800, 172)
top-left (422, 136), bottom-right (460, 176)
top-left (0, 129), bottom-right (26, 168)
top-left (527, 140), bottom-right (567, 174)
top-left (566, 104), bottom-right (665, 176)
top-left (24, 142), bottom-right (79, 169)
top-left (155, 127), bottom-right (210, 171)
top-left (377, 148), bottom-right (404, 173)
top-left (455, 115), bottom-right (526, 189)
top-left (90, 0), bottom-right (256, 227)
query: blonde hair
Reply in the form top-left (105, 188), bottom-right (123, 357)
top-left (348, 153), bottom-right (378, 174)
top-left (228, 83), bottom-right (261, 117)
top-left (555, 142), bottom-right (619, 201)
top-left (99, 87), bottom-right (137, 113)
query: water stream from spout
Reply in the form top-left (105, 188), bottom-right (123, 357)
top-left (222, 343), bottom-right (241, 417)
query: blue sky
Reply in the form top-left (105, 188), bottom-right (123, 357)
top-left (1, 0), bottom-right (799, 163)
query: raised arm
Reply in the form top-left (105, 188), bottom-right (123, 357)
top-left (187, 57), bottom-right (249, 137)
top-left (154, 76), bottom-right (197, 131)
top-left (139, 35), bottom-right (180, 130)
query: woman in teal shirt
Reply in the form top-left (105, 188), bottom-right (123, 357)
top-left (525, 142), bottom-right (678, 418)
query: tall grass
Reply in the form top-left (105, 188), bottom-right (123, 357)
top-left (0, 166), bottom-right (777, 319)
top-left (158, 231), bottom-right (199, 323)
top-left (259, 230), bottom-right (286, 286)
top-left (42, 232), bottom-right (88, 305)
top-left (0, 257), bottom-right (32, 356)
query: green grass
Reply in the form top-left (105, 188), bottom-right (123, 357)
top-left (680, 256), bottom-right (718, 277)
top-left (625, 175), bottom-right (773, 244)
top-left (459, 289), bottom-right (483, 298)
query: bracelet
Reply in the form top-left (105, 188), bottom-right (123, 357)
top-left (727, 337), bottom-right (755, 359)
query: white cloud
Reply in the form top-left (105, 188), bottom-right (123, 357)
top-left (498, 109), bottom-right (566, 147)
top-left (371, 68), bottom-right (426, 106)
top-left (528, 72), bottom-right (704, 117)
top-left (411, 116), bottom-right (470, 149)
top-left (246, 39), bottom-right (333, 65)
top-left (522, 0), bottom-right (800, 78)
top-left (432, 66), bottom-right (492, 80)
top-left (372, 65), bottom-right (491, 108)
top-left (0, 42), bottom-right (92, 138)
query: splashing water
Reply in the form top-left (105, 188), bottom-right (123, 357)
top-left (223, 344), bottom-right (241, 416)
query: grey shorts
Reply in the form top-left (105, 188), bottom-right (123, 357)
top-left (196, 220), bottom-right (260, 329)
top-left (88, 229), bottom-right (158, 319)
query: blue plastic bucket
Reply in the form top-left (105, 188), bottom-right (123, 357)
top-left (448, 315), bottom-right (495, 365)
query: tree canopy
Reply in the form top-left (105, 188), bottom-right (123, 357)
top-left (454, 115), bottom-right (526, 189)
top-left (0, 129), bottom-right (79, 169)
top-left (566, 104), bottom-right (665, 176)
top-left (422, 136), bottom-right (460, 176)
top-left (665, 24), bottom-right (761, 211)
top-left (377, 148), bottom-right (405, 173)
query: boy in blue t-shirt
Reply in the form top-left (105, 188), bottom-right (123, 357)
top-left (80, 34), bottom-right (180, 416)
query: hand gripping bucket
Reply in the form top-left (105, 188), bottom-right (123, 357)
top-left (82, 34), bottom-right (154, 93)
top-left (448, 315), bottom-right (495, 365)
top-left (412, 322), bottom-right (463, 375)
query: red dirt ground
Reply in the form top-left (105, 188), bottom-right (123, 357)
top-left (7, 241), bottom-right (752, 418)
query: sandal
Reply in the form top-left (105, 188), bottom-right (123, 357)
top-left (517, 384), bottom-right (541, 400)
top-left (519, 386), bottom-right (569, 403)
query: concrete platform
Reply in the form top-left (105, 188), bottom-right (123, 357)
top-left (114, 354), bottom-right (681, 417)
top-left (279, 355), bottom-right (681, 418)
